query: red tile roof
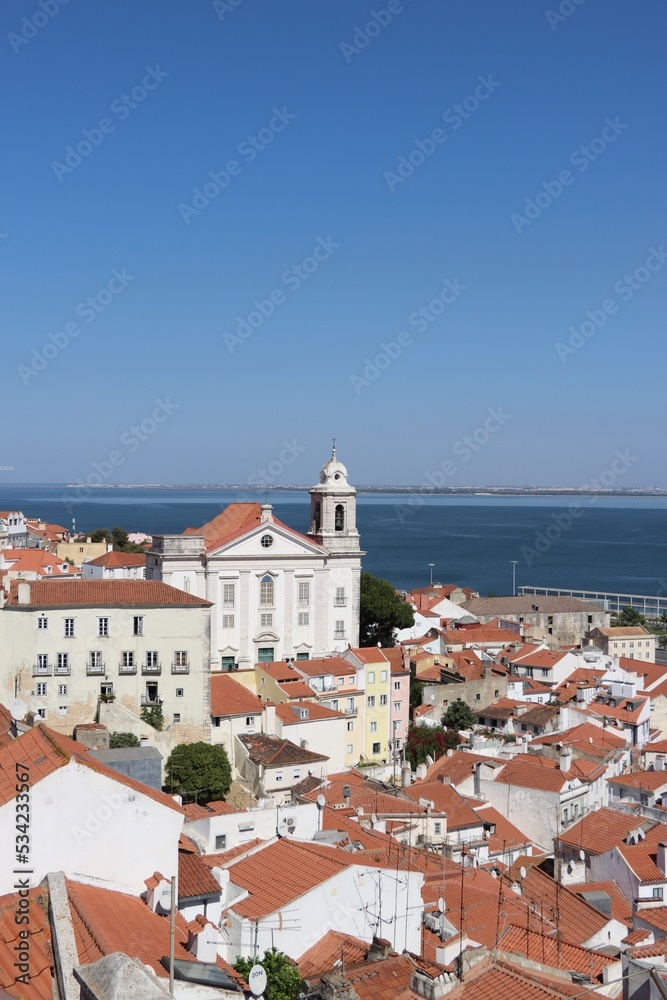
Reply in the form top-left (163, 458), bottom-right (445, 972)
top-left (532, 722), bottom-right (627, 754)
top-left (1, 549), bottom-right (75, 576)
top-left (450, 958), bottom-right (582, 999)
top-left (506, 866), bottom-right (609, 946)
top-left (297, 657), bottom-right (357, 677)
top-left (210, 674), bottom-right (265, 718)
top-left (200, 839), bottom-right (265, 868)
top-left (331, 954), bottom-right (423, 1000)
top-left (298, 930), bottom-right (370, 982)
top-left (239, 733), bottom-right (328, 767)
top-left (307, 776), bottom-right (438, 818)
top-left (493, 758), bottom-right (571, 793)
top-left (347, 648), bottom-right (389, 665)
top-left (443, 627), bottom-right (521, 646)
top-left (4, 579), bottom-right (211, 608)
top-left (182, 799), bottom-right (236, 821)
top-left (86, 551), bottom-right (147, 568)
top-left (404, 781), bottom-right (481, 830)
top-left (423, 750), bottom-right (491, 786)
top-left (569, 880), bottom-right (633, 926)
top-left (471, 802), bottom-right (533, 854)
top-left (184, 503), bottom-right (324, 553)
top-left (0, 724), bottom-right (183, 813)
top-left (279, 681), bottom-right (319, 700)
top-left (555, 809), bottom-right (651, 856)
top-left (608, 770), bottom-right (667, 792)
top-left (178, 851), bottom-right (222, 899)
top-left (275, 702), bottom-right (345, 723)
top-left (618, 836), bottom-right (667, 884)
top-left (498, 924), bottom-right (613, 980)
top-left (0, 885), bottom-right (53, 999)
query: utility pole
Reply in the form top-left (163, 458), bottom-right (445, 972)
top-left (511, 560), bottom-right (518, 596)
top-left (169, 876), bottom-right (176, 996)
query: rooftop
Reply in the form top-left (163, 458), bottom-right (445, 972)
top-left (85, 550), bottom-right (147, 568)
top-left (210, 674), bottom-right (265, 718)
top-left (238, 732), bottom-right (328, 768)
top-left (3, 578), bottom-right (212, 608)
top-left (463, 596), bottom-right (604, 615)
top-left (555, 808), bottom-right (651, 856)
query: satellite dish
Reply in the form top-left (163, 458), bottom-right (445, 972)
top-left (438, 896), bottom-right (445, 912)
top-left (249, 966), bottom-right (267, 997)
top-left (519, 866), bottom-right (527, 879)
top-left (491, 870), bottom-right (498, 879)
top-left (10, 699), bottom-right (27, 722)
top-left (371, 814), bottom-right (377, 825)
top-left (579, 849), bottom-right (586, 861)
top-left (316, 794), bottom-right (326, 809)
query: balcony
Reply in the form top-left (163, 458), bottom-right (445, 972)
top-left (344, 706), bottom-right (358, 717)
top-left (334, 632), bottom-right (347, 641)
top-left (142, 662), bottom-right (162, 675)
top-left (334, 597), bottom-right (348, 607)
top-left (54, 664), bottom-right (71, 676)
top-left (32, 664), bottom-right (52, 677)
top-left (141, 694), bottom-right (163, 707)
top-left (171, 661), bottom-right (190, 674)
top-left (86, 662), bottom-right (105, 676)
top-left (118, 662), bottom-right (137, 675)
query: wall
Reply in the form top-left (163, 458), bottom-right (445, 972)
top-left (274, 715), bottom-right (346, 774)
top-left (184, 802), bottom-right (319, 854)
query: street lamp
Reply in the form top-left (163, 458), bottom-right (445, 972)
top-left (511, 560), bottom-right (518, 597)
top-left (428, 563), bottom-right (435, 586)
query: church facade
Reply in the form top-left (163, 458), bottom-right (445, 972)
top-left (147, 449), bottom-right (363, 669)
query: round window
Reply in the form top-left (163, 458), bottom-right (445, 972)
top-left (334, 473), bottom-right (342, 481)
top-left (260, 534), bottom-right (273, 548)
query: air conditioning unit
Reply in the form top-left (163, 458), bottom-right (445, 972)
top-left (286, 817), bottom-right (296, 831)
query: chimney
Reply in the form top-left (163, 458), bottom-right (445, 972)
top-left (658, 843), bottom-right (667, 877)
top-left (319, 972), bottom-right (359, 1000)
top-left (367, 937), bottom-right (393, 962)
top-left (415, 763), bottom-right (427, 781)
top-left (17, 582), bottom-right (31, 605)
top-left (260, 503), bottom-right (273, 524)
top-left (437, 775), bottom-right (451, 785)
top-left (401, 762), bottom-right (412, 787)
top-left (559, 747), bottom-right (573, 773)
top-left (474, 761), bottom-right (482, 796)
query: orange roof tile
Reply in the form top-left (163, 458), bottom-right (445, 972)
top-left (404, 781), bottom-right (481, 830)
top-left (86, 551), bottom-right (147, 568)
top-left (296, 657), bottom-right (357, 676)
top-left (0, 885), bottom-right (53, 999)
top-left (200, 839), bottom-right (265, 868)
top-left (442, 627), bottom-right (521, 646)
top-left (555, 809), bottom-right (651, 856)
top-left (275, 702), bottom-right (345, 724)
top-left (507, 866), bottom-right (609, 947)
top-left (569, 880), bottom-right (633, 926)
top-left (298, 930), bottom-right (370, 982)
top-left (498, 924), bottom-right (613, 980)
top-left (608, 770), bottom-right (667, 792)
top-left (178, 851), bottom-right (222, 899)
top-left (347, 648), bottom-right (389, 665)
top-left (332, 954), bottom-right (422, 1000)
top-left (210, 674), bottom-right (265, 717)
top-left (423, 750), bottom-right (491, 786)
top-left (182, 799), bottom-right (236, 822)
top-left (239, 733), bottom-right (328, 767)
top-left (4, 579), bottom-right (211, 608)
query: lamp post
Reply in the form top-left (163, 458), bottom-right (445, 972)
top-left (428, 563), bottom-right (435, 586)
top-left (511, 560), bottom-right (518, 596)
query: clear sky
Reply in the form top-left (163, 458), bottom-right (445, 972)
top-left (3, 0), bottom-right (666, 487)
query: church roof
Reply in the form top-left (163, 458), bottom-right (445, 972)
top-left (183, 502), bottom-right (325, 554)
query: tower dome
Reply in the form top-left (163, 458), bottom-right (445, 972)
top-left (319, 443), bottom-right (350, 488)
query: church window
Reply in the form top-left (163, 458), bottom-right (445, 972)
top-left (260, 534), bottom-right (273, 548)
top-left (334, 504), bottom-right (345, 531)
top-left (260, 575), bottom-right (274, 606)
top-left (313, 502), bottom-right (321, 533)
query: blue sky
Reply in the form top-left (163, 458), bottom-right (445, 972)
top-left (2, 0), bottom-right (666, 487)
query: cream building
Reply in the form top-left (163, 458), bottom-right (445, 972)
top-left (148, 448), bottom-right (363, 668)
top-left (343, 647), bottom-right (392, 764)
top-left (585, 625), bottom-right (657, 661)
top-left (0, 579), bottom-right (212, 742)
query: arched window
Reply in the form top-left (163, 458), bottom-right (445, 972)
top-left (259, 574), bottom-right (274, 606)
top-left (334, 504), bottom-right (345, 532)
top-left (312, 502), bottom-right (321, 533)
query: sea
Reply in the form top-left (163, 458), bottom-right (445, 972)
top-left (1, 486), bottom-right (666, 597)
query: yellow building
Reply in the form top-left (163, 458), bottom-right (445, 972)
top-left (55, 538), bottom-right (110, 567)
top-left (345, 648), bottom-right (392, 764)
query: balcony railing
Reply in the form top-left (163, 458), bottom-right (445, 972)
top-left (142, 663), bottom-right (161, 675)
top-left (334, 597), bottom-right (348, 607)
top-left (334, 632), bottom-right (347, 641)
top-left (32, 664), bottom-right (51, 676)
top-left (141, 694), bottom-right (163, 707)
top-left (119, 662), bottom-right (137, 675)
top-left (171, 661), bottom-right (190, 674)
top-left (86, 662), bottom-right (105, 676)
top-left (54, 664), bottom-right (71, 676)
top-left (345, 706), bottom-right (358, 717)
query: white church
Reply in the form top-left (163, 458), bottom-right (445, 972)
top-left (147, 448), bottom-right (364, 669)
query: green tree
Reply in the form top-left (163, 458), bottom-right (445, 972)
top-left (442, 698), bottom-right (477, 731)
top-left (405, 725), bottom-right (460, 768)
top-left (109, 732), bottom-right (140, 749)
top-left (234, 950), bottom-right (302, 1000)
top-left (166, 742), bottom-right (232, 803)
top-left (410, 681), bottom-right (425, 715)
top-left (359, 572), bottom-right (414, 647)
top-left (111, 526), bottom-right (129, 550)
top-left (611, 606), bottom-right (646, 626)
top-left (90, 528), bottom-right (111, 543)
top-left (141, 704), bottom-right (164, 731)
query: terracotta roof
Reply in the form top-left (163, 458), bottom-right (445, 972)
top-left (238, 733), bottom-right (328, 767)
top-left (182, 799), bottom-right (236, 821)
top-left (331, 954), bottom-right (422, 1000)
top-left (347, 647), bottom-right (389, 665)
top-left (643, 740), bottom-right (667, 754)
top-left (260, 661), bottom-right (308, 681)
top-left (618, 837), bottom-right (667, 884)
top-left (210, 674), bottom-right (265, 718)
top-left (626, 941), bottom-right (667, 958)
top-left (184, 502), bottom-right (324, 554)
top-left (1, 549), bottom-right (75, 575)
top-left (449, 957), bottom-right (582, 999)
top-left (587, 695), bottom-right (649, 725)
top-left (471, 802), bottom-right (533, 854)
top-left (507, 866), bottom-right (609, 946)
top-left (0, 884), bottom-right (52, 998)
top-left (297, 656), bottom-right (357, 676)
top-left (532, 722), bottom-right (627, 754)
top-left (200, 839), bottom-right (265, 868)
top-left (178, 851), bottom-right (222, 899)
top-left (423, 750), bottom-right (491, 786)
top-left (0, 724), bottom-right (184, 813)
top-left (404, 781), bottom-right (481, 830)
top-left (632, 905), bottom-right (667, 935)
top-left (463, 596), bottom-right (604, 615)
top-left (622, 927), bottom-right (653, 945)
top-left (442, 627), bottom-right (521, 646)
top-left (593, 626), bottom-right (652, 637)
top-left (275, 702), bottom-right (345, 724)
top-left (85, 551), bottom-right (147, 568)
top-left (494, 755), bottom-right (595, 793)
top-left (278, 680), bottom-right (319, 700)
top-left (555, 809), bottom-right (651, 856)
top-left (308, 777), bottom-right (437, 818)
top-left (0, 704), bottom-right (15, 750)
top-left (298, 930), bottom-right (370, 982)
top-left (608, 770), bottom-right (667, 791)
top-left (498, 924), bottom-right (613, 980)
top-left (3, 578), bottom-right (211, 608)
top-left (381, 647), bottom-right (409, 674)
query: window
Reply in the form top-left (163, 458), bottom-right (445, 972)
top-left (220, 656), bottom-right (235, 671)
top-left (64, 618), bottom-right (75, 637)
top-left (653, 888), bottom-right (664, 899)
top-left (367, 696), bottom-right (375, 708)
top-left (173, 713), bottom-right (181, 723)
top-left (334, 621), bottom-right (345, 638)
top-left (370, 721), bottom-right (377, 733)
top-left (57, 652), bottom-right (69, 672)
top-left (275, 772), bottom-right (283, 782)
top-left (215, 834), bottom-right (227, 850)
top-left (296, 652), bottom-right (309, 660)
top-left (368, 671), bottom-right (375, 684)
top-left (494, 689), bottom-right (499, 698)
top-left (330, 700), bottom-right (338, 710)
top-left (260, 613), bottom-right (273, 627)
top-left (222, 615), bottom-right (235, 628)
top-left (434, 822), bottom-right (442, 835)
top-left (98, 617), bottom-right (109, 637)
top-left (36, 708), bottom-right (46, 719)
top-left (475, 693), bottom-right (481, 701)
top-left (176, 688), bottom-right (184, 697)
top-left (133, 616), bottom-right (144, 636)
top-left (122, 651), bottom-right (135, 668)
top-left (222, 584), bottom-right (235, 608)
top-left (293, 771), bottom-right (301, 780)
top-left (334, 504), bottom-right (345, 531)
top-left (101, 682), bottom-right (114, 696)
top-left (58, 684), bottom-right (68, 696)
top-left (146, 650), bottom-right (159, 668)
top-left (260, 534), bottom-right (273, 548)
top-left (380, 671), bottom-right (387, 682)
top-left (393, 701), bottom-right (401, 711)
top-left (37, 616), bottom-right (48, 630)
top-left (245, 716), bottom-right (255, 726)
top-left (260, 575), bottom-right (274, 606)
top-left (36, 653), bottom-right (49, 670)
top-left (36, 682), bottom-right (47, 696)
top-left (335, 587), bottom-right (346, 606)
top-left (394, 681), bottom-right (401, 690)
top-left (297, 612), bottom-right (309, 626)
top-left (58, 706), bottom-right (67, 716)
top-left (630, 642), bottom-right (634, 648)
top-left (174, 651), bottom-right (188, 668)
top-left (338, 677), bottom-right (344, 687)
top-left (258, 647), bottom-right (275, 662)
top-left (298, 582), bottom-right (310, 606)
top-left (346, 743), bottom-right (353, 754)
top-left (347, 721), bottom-right (354, 731)
top-left (380, 694), bottom-right (387, 706)
top-left (372, 742), bottom-right (381, 754)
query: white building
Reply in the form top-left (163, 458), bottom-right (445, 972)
top-left (0, 578), bottom-right (212, 741)
top-left (81, 550), bottom-right (147, 579)
top-left (0, 510), bottom-right (28, 549)
top-left (147, 447), bottom-right (363, 669)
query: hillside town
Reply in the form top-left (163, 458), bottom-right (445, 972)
top-left (2, 452), bottom-right (667, 998)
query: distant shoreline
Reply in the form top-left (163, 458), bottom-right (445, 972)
top-left (19, 483), bottom-right (667, 497)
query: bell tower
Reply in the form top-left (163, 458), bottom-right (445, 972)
top-left (308, 442), bottom-right (361, 555)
